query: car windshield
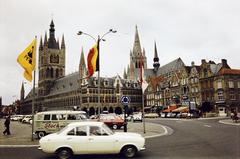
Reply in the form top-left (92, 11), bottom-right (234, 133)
top-left (57, 125), bottom-right (69, 134)
top-left (102, 123), bottom-right (114, 135)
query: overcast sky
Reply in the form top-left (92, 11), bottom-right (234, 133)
top-left (1, 0), bottom-right (240, 105)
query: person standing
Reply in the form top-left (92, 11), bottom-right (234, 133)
top-left (3, 115), bottom-right (11, 135)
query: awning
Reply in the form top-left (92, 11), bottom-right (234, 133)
top-left (162, 105), bottom-right (177, 113)
top-left (172, 106), bottom-right (188, 113)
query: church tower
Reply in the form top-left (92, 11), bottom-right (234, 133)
top-left (153, 41), bottom-right (160, 72)
top-left (38, 20), bottom-right (65, 96)
top-left (127, 26), bottom-right (147, 80)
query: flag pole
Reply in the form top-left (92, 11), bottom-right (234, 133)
top-left (31, 36), bottom-right (37, 141)
top-left (142, 86), bottom-right (146, 134)
top-left (97, 35), bottom-right (101, 116)
top-left (31, 70), bottom-right (35, 141)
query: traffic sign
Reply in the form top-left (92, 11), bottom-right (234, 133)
top-left (121, 96), bottom-right (130, 105)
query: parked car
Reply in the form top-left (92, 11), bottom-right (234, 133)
top-left (132, 112), bottom-right (142, 122)
top-left (22, 115), bottom-right (32, 123)
top-left (144, 113), bottom-right (159, 118)
top-left (11, 115), bottom-right (24, 121)
top-left (99, 114), bottom-right (125, 129)
top-left (39, 122), bottom-right (145, 159)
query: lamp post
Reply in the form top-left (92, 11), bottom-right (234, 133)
top-left (77, 29), bottom-right (116, 116)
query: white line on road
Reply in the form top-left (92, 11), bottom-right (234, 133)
top-left (204, 124), bottom-right (212, 128)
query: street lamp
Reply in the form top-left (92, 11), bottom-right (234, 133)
top-left (77, 29), bottom-right (117, 116)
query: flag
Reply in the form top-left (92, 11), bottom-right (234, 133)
top-left (87, 43), bottom-right (99, 77)
top-left (17, 38), bottom-right (36, 82)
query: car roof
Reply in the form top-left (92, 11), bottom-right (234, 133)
top-left (67, 121), bottom-right (104, 127)
top-left (35, 110), bottom-right (86, 115)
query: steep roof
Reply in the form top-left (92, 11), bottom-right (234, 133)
top-left (218, 68), bottom-right (240, 75)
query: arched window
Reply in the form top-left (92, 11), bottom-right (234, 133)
top-left (46, 68), bottom-right (50, 78)
top-left (56, 69), bottom-right (59, 78)
top-left (50, 68), bottom-right (54, 78)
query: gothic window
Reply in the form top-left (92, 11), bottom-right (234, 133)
top-left (135, 62), bottom-right (138, 68)
top-left (51, 68), bottom-right (54, 78)
top-left (116, 81), bottom-right (120, 93)
top-left (46, 68), bottom-right (50, 78)
top-left (50, 54), bottom-right (59, 63)
top-left (56, 69), bottom-right (59, 78)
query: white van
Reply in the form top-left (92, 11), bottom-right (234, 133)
top-left (33, 110), bottom-right (87, 139)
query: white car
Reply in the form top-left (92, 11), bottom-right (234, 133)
top-left (39, 121), bottom-right (145, 159)
top-left (132, 112), bottom-right (142, 122)
top-left (22, 115), bottom-right (32, 123)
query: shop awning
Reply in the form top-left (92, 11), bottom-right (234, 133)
top-left (162, 105), bottom-right (177, 113)
top-left (172, 106), bottom-right (188, 113)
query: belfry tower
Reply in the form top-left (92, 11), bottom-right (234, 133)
top-left (38, 20), bottom-right (65, 96)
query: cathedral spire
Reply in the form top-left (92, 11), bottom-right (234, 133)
top-left (44, 31), bottom-right (48, 46)
top-left (79, 47), bottom-right (86, 81)
top-left (133, 25), bottom-right (141, 56)
top-left (123, 68), bottom-right (127, 79)
top-left (61, 34), bottom-right (65, 49)
top-left (39, 36), bottom-right (43, 50)
top-left (153, 41), bottom-right (160, 71)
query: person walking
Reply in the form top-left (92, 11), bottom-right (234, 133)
top-left (3, 115), bottom-right (11, 135)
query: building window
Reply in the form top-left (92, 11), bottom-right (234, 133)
top-left (217, 91), bottom-right (224, 101)
top-left (217, 80), bottom-right (222, 89)
top-left (194, 78), bottom-right (198, 83)
top-left (238, 81), bottom-right (240, 88)
top-left (229, 81), bottom-right (234, 88)
top-left (230, 92), bottom-right (235, 100)
top-left (191, 88), bottom-right (195, 93)
top-left (195, 87), bottom-right (198, 93)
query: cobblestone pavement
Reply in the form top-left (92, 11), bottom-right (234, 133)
top-left (0, 119), bottom-right (166, 146)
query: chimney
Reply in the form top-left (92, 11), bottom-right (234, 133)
top-left (201, 59), bottom-right (206, 64)
top-left (191, 61), bottom-right (195, 66)
top-left (221, 59), bottom-right (230, 68)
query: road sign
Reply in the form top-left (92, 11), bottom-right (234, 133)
top-left (121, 96), bottom-right (130, 105)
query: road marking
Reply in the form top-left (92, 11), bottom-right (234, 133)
top-left (204, 124), bottom-right (212, 128)
top-left (0, 145), bottom-right (39, 148)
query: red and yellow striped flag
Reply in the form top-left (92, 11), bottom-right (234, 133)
top-left (87, 43), bottom-right (99, 77)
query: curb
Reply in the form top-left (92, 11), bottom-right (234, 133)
top-left (219, 120), bottom-right (240, 126)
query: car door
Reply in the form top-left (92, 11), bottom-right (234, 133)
top-left (64, 126), bottom-right (89, 154)
top-left (87, 126), bottom-right (115, 154)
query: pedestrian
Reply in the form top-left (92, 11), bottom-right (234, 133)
top-left (3, 115), bottom-right (11, 135)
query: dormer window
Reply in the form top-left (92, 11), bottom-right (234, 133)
top-left (104, 79), bottom-right (109, 86)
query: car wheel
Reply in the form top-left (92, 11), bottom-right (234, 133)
top-left (121, 145), bottom-right (137, 158)
top-left (112, 124), bottom-right (118, 130)
top-left (57, 148), bottom-right (73, 159)
top-left (37, 131), bottom-right (46, 139)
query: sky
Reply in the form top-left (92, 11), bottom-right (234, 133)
top-left (1, 0), bottom-right (240, 105)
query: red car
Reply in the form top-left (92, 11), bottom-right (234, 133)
top-left (99, 114), bottom-right (125, 130)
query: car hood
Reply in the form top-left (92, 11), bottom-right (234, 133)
top-left (113, 132), bottom-right (142, 138)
